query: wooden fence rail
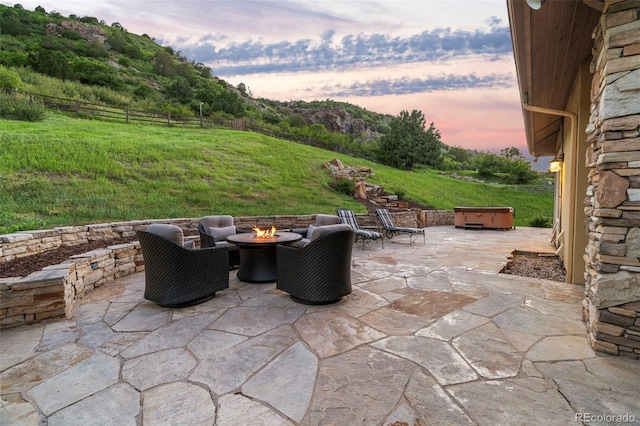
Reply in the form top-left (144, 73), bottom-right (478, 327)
top-left (28, 92), bottom-right (371, 161)
top-left (35, 93), bottom-right (232, 129)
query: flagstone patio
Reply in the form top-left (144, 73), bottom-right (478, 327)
top-left (1, 226), bottom-right (639, 425)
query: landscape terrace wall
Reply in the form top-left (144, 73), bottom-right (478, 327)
top-left (0, 210), bottom-right (451, 329)
top-left (583, 2), bottom-right (640, 359)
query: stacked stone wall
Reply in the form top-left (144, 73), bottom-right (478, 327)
top-left (0, 219), bottom-right (198, 264)
top-left (0, 241), bottom-right (146, 328)
top-left (1, 211), bottom-right (441, 264)
top-left (584, 0), bottom-right (640, 358)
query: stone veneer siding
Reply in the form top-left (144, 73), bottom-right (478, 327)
top-left (1, 210), bottom-right (449, 329)
top-left (584, 1), bottom-right (640, 358)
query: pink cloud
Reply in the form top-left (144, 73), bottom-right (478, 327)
top-left (343, 87), bottom-right (526, 152)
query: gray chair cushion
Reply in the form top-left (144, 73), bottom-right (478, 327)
top-left (315, 214), bottom-right (341, 226)
top-left (201, 215), bottom-right (234, 228)
top-left (310, 224), bottom-right (352, 242)
top-left (209, 225), bottom-right (237, 242)
top-left (307, 225), bottom-right (319, 240)
top-left (146, 224), bottom-right (184, 245)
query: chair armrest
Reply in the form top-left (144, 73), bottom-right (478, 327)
top-left (290, 227), bottom-right (309, 237)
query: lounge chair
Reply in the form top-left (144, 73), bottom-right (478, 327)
top-left (277, 224), bottom-right (354, 304)
top-left (336, 208), bottom-right (384, 249)
top-left (374, 208), bottom-right (425, 245)
top-left (136, 224), bottom-right (229, 308)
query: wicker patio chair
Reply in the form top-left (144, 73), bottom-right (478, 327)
top-left (137, 224), bottom-right (229, 308)
top-left (374, 208), bottom-right (426, 245)
top-left (290, 214), bottom-right (342, 247)
top-left (198, 215), bottom-right (247, 269)
top-left (336, 208), bottom-right (384, 250)
top-left (276, 224), bottom-right (354, 304)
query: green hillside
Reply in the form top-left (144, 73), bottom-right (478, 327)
top-left (0, 115), bottom-right (552, 234)
top-left (0, 3), bottom-right (391, 152)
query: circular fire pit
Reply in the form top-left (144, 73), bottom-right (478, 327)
top-left (226, 232), bottom-right (302, 283)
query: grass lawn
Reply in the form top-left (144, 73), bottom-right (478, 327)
top-left (0, 114), bottom-right (553, 233)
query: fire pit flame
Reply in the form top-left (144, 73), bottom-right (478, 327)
top-left (253, 225), bottom-right (277, 239)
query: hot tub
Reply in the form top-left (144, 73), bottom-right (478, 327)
top-left (454, 206), bottom-right (514, 230)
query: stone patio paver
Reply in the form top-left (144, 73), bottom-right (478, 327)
top-left (142, 382), bottom-right (216, 426)
top-left (0, 342), bottom-right (94, 394)
top-left (453, 322), bottom-right (522, 379)
top-left (294, 310), bottom-right (386, 358)
top-left (122, 348), bottom-right (197, 391)
top-left (526, 335), bottom-right (596, 362)
top-left (416, 309), bottom-right (489, 340)
top-left (47, 383), bottom-right (139, 426)
top-left (373, 335), bottom-right (479, 385)
top-left (242, 341), bottom-right (317, 422)
top-left (1, 226), bottom-right (639, 424)
top-left (0, 324), bottom-right (43, 371)
top-left (26, 351), bottom-right (120, 416)
top-left (448, 377), bottom-right (578, 425)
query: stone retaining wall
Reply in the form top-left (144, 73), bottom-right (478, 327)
top-left (1, 210), bottom-right (449, 329)
top-left (0, 211), bottom-right (448, 264)
top-left (0, 240), bottom-right (144, 328)
top-left (583, 2), bottom-right (640, 359)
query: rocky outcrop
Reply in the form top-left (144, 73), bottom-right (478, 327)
top-left (324, 158), bottom-right (381, 200)
top-left (302, 107), bottom-right (380, 141)
top-left (46, 21), bottom-right (106, 43)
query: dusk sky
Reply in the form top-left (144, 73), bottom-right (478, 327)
top-left (5, 1), bottom-right (530, 156)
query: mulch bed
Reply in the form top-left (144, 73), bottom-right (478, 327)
top-left (0, 238), bottom-right (136, 278)
top-left (502, 252), bottom-right (566, 282)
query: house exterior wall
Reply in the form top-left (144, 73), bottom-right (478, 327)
top-left (559, 63), bottom-right (592, 285)
top-left (584, 1), bottom-right (640, 358)
top-left (550, 63), bottom-right (590, 285)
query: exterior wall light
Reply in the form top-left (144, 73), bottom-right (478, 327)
top-left (526, 0), bottom-right (546, 10)
top-left (549, 157), bottom-right (563, 173)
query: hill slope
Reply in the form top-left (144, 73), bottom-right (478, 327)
top-left (0, 4), bottom-right (391, 145)
top-left (0, 115), bottom-right (552, 233)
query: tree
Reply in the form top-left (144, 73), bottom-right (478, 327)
top-left (505, 158), bottom-right (537, 184)
top-left (288, 114), bottom-right (306, 127)
top-left (153, 50), bottom-right (175, 77)
top-left (377, 109), bottom-right (443, 170)
top-left (105, 31), bottom-right (127, 52)
top-left (1, 8), bottom-right (24, 36)
top-left (111, 22), bottom-right (126, 31)
top-left (474, 152), bottom-right (504, 177)
top-left (167, 76), bottom-right (193, 102)
top-left (501, 146), bottom-right (524, 160)
top-left (27, 50), bottom-right (70, 79)
top-left (195, 79), bottom-right (245, 117)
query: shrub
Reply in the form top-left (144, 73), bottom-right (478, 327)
top-left (504, 158), bottom-right (538, 185)
top-left (335, 177), bottom-right (354, 195)
top-left (288, 114), bottom-right (306, 127)
top-left (392, 187), bottom-right (406, 200)
top-left (0, 66), bottom-right (22, 90)
top-left (0, 92), bottom-right (46, 121)
top-left (529, 216), bottom-right (551, 228)
top-left (118, 57), bottom-right (131, 67)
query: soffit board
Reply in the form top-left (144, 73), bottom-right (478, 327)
top-left (507, 0), bottom-right (601, 157)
